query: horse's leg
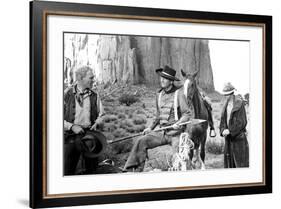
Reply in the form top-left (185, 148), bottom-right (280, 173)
top-left (200, 131), bottom-right (207, 162)
top-left (188, 147), bottom-right (194, 162)
top-left (207, 111), bottom-right (217, 138)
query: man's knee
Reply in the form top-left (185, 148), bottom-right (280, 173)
top-left (135, 135), bottom-right (150, 149)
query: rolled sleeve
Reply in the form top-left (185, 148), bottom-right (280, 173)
top-left (176, 91), bottom-right (194, 125)
top-left (64, 120), bottom-right (73, 131)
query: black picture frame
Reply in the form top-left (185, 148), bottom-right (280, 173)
top-left (30, 0), bottom-right (272, 208)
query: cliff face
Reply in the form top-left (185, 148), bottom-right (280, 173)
top-left (64, 34), bottom-right (215, 92)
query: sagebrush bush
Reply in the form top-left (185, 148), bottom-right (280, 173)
top-left (132, 115), bottom-right (147, 125)
top-left (104, 97), bottom-right (115, 103)
top-left (206, 138), bottom-right (225, 154)
top-left (126, 124), bottom-right (145, 133)
top-left (119, 93), bottom-right (140, 106)
top-left (103, 123), bottom-right (118, 132)
top-left (117, 113), bottom-right (126, 119)
top-left (102, 114), bottom-right (118, 123)
top-left (119, 119), bottom-right (134, 129)
top-left (135, 109), bottom-right (146, 115)
top-left (112, 128), bottom-right (127, 138)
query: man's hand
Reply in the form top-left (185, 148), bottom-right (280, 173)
top-left (222, 129), bottom-right (230, 137)
top-left (172, 123), bottom-right (180, 130)
top-left (71, 124), bottom-right (84, 134)
top-left (90, 123), bottom-right (97, 131)
top-left (143, 127), bottom-right (152, 135)
top-left (90, 118), bottom-right (103, 131)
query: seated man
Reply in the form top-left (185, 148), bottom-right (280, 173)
top-left (64, 66), bottom-right (106, 175)
top-left (123, 65), bottom-right (194, 172)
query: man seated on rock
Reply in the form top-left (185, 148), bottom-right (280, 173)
top-left (123, 65), bottom-right (194, 172)
top-left (64, 66), bottom-right (106, 175)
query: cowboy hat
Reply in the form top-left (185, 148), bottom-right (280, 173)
top-left (222, 82), bottom-right (236, 95)
top-left (75, 130), bottom-right (107, 158)
top-left (155, 65), bottom-right (180, 81)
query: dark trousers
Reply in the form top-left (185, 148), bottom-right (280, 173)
top-left (64, 133), bottom-right (98, 175)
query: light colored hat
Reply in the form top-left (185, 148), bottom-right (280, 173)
top-left (222, 82), bottom-right (236, 95)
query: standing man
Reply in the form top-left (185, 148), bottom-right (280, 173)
top-left (123, 65), bottom-right (194, 172)
top-left (219, 82), bottom-right (249, 168)
top-left (64, 66), bottom-right (106, 175)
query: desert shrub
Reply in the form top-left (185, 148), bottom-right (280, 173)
top-left (104, 107), bottom-right (111, 112)
top-left (132, 115), bottom-right (147, 125)
top-left (112, 128), bottom-right (127, 138)
top-left (206, 138), bottom-right (225, 154)
top-left (119, 119), bottom-right (134, 129)
top-left (118, 93), bottom-right (140, 106)
top-left (102, 114), bottom-right (118, 123)
top-left (103, 97), bottom-right (115, 103)
top-left (135, 109), bottom-right (146, 115)
top-left (126, 124), bottom-right (146, 133)
top-left (117, 113), bottom-right (126, 120)
top-left (103, 123), bottom-right (118, 132)
top-left (124, 109), bottom-right (130, 114)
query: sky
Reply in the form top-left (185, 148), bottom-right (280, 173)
top-left (209, 40), bottom-right (250, 95)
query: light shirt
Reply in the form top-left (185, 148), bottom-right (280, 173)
top-left (158, 90), bottom-right (176, 125)
top-left (74, 94), bottom-right (91, 128)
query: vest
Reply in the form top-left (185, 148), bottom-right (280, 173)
top-left (157, 86), bottom-right (181, 126)
top-left (64, 87), bottom-right (98, 125)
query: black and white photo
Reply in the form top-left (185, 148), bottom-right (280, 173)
top-left (63, 33), bottom-right (250, 175)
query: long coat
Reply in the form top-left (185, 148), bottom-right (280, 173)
top-left (219, 95), bottom-right (249, 168)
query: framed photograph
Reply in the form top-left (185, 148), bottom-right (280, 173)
top-left (30, 0), bottom-right (272, 208)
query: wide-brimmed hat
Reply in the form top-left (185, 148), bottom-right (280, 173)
top-left (75, 130), bottom-right (107, 158)
top-left (155, 65), bottom-right (180, 81)
top-left (222, 82), bottom-right (236, 95)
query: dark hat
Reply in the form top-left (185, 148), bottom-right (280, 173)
top-left (222, 82), bottom-right (236, 95)
top-left (75, 130), bottom-right (107, 158)
top-left (155, 65), bottom-right (180, 81)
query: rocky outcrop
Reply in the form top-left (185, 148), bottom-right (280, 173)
top-left (64, 34), bottom-right (215, 92)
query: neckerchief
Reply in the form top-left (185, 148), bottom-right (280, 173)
top-left (75, 86), bottom-right (91, 107)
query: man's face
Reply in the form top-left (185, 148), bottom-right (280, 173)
top-left (160, 76), bottom-right (172, 89)
top-left (81, 70), bottom-right (94, 89)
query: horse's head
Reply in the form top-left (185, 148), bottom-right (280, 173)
top-left (181, 69), bottom-right (199, 101)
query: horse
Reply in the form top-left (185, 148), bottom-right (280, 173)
top-left (181, 69), bottom-right (216, 163)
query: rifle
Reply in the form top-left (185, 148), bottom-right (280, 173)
top-left (108, 119), bottom-right (206, 144)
